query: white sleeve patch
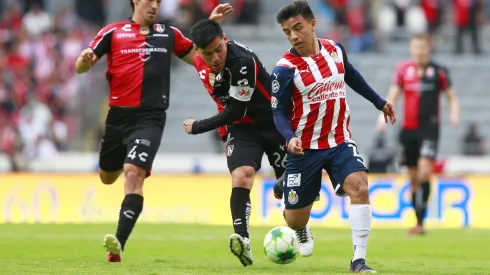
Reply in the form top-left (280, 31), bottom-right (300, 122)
top-left (229, 85), bottom-right (254, 102)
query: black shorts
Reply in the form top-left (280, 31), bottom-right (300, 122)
top-left (225, 125), bottom-right (286, 178)
top-left (99, 107), bottom-right (165, 176)
top-left (399, 129), bottom-right (439, 168)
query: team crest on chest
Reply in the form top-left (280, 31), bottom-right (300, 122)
top-left (153, 24), bottom-right (165, 33)
top-left (426, 66), bottom-right (434, 78)
top-left (209, 73), bottom-right (216, 86)
top-left (330, 51), bottom-right (342, 63)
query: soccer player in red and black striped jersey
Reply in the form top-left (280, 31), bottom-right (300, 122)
top-left (378, 34), bottom-right (460, 235)
top-left (75, 0), bottom-right (228, 263)
top-left (183, 20), bottom-right (287, 267)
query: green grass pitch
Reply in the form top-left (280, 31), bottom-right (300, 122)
top-left (1, 224), bottom-right (488, 274)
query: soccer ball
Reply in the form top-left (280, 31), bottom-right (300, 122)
top-left (263, 226), bottom-right (299, 264)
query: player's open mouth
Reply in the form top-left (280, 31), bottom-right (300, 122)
top-left (294, 42), bottom-right (303, 48)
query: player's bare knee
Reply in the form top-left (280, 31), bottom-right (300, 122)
top-left (418, 158), bottom-right (433, 182)
top-left (99, 169), bottom-right (121, 185)
top-left (231, 166), bottom-right (256, 189)
top-left (123, 164), bottom-right (146, 194)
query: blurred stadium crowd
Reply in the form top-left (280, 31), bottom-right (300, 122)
top-left (0, 0), bottom-right (488, 171)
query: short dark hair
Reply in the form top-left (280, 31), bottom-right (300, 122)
top-left (190, 19), bottom-right (224, 49)
top-left (276, 1), bottom-right (315, 24)
top-left (129, 0), bottom-right (134, 11)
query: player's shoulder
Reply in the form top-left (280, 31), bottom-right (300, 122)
top-left (395, 60), bottom-right (414, 72)
top-left (96, 21), bottom-right (129, 34)
top-left (193, 54), bottom-right (210, 70)
top-left (226, 40), bottom-right (254, 59)
top-left (430, 61), bottom-right (450, 72)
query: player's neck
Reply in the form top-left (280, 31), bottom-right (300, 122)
top-left (131, 14), bottom-right (151, 27)
top-left (299, 38), bottom-right (320, 57)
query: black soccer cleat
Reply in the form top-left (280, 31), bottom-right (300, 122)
top-left (350, 258), bottom-right (377, 273)
top-left (273, 177), bottom-right (284, 200)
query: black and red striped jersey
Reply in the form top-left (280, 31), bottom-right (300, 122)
top-left (392, 60), bottom-right (452, 131)
top-left (89, 20), bottom-right (193, 110)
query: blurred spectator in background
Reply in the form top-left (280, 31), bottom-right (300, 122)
top-left (233, 0), bottom-right (260, 25)
top-left (454, 0), bottom-right (484, 55)
top-left (392, 0), bottom-right (411, 39)
top-left (420, 0), bottom-right (443, 44)
top-left (368, 133), bottom-right (396, 173)
top-left (461, 122), bottom-right (486, 155)
top-left (22, 3), bottom-right (52, 37)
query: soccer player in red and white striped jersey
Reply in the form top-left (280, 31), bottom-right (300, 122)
top-left (271, 1), bottom-right (395, 273)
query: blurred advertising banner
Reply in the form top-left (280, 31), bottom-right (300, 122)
top-left (0, 174), bottom-right (484, 228)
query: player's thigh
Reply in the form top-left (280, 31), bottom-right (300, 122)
top-left (263, 141), bottom-right (287, 179)
top-left (99, 125), bottom-right (125, 173)
top-left (226, 127), bottom-right (264, 173)
top-left (325, 142), bottom-right (368, 197)
top-left (399, 130), bottom-right (420, 168)
top-left (418, 135), bottom-right (438, 179)
top-left (123, 126), bottom-right (163, 177)
top-left (283, 150), bottom-right (324, 211)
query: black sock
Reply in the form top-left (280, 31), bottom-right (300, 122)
top-left (230, 187), bottom-right (251, 239)
top-left (419, 182), bottom-right (431, 226)
top-left (412, 189), bottom-right (423, 226)
top-left (116, 194), bottom-right (144, 250)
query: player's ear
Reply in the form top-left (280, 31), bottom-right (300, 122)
top-left (310, 19), bottom-right (317, 32)
top-left (223, 33), bottom-right (228, 42)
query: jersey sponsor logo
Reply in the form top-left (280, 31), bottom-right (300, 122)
top-left (287, 174), bottom-right (301, 187)
top-left (307, 80), bottom-right (346, 102)
top-left (117, 33), bottom-right (136, 39)
top-left (153, 34), bottom-right (169, 37)
top-left (153, 24), bottom-right (165, 33)
top-left (120, 42), bottom-right (168, 62)
top-left (272, 80), bottom-right (280, 93)
top-left (288, 190), bottom-right (299, 205)
top-left (271, 96), bottom-right (278, 108)
top-left (299, 67), bottom-right (311, 74)
top-left (239, 88), bottom-right (250, 97)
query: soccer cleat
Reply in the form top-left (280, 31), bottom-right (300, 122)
top-left (273, 179), bottom-right (320, 201)
top-left (350, 258), bottom-right (377, 273)
top-left (229, 233), bottom-right (253, 267)
top-left (295, 226), bottom-right (314, 257)
top-left (104, 234), bottom-right (122, 262)
top-left (407, 225), bottom-right (426, 235)
top-left (107, 252), bottom-right (121, 262)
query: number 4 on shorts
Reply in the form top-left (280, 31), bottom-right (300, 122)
top-left (127, 145), bottom-right (149, 162)
top-left (348, 144), bottom-right (365, 166)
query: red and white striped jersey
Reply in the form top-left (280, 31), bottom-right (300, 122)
top-left (271, 39), bottom-right (353, 150)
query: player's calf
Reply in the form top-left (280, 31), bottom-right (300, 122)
top-left (110, 164), bottom-right (145, 254)
top-left (344, 171), bottom-right (374, 270)
top-left (230, 166), bottom-right (255, 239)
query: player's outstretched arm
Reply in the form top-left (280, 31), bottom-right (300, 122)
top-left (440, 66), bottom-right (459, 128)
top-left (184, 58), bottom-right (256, 135)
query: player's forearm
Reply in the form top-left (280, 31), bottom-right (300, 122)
top-left (273, 111), bottom-right (296, 143)
top-left (449, 97), bottom-right (459, 117)
top-left (345, 66), bottom-right (386, 110)
top-left (192, 104), bottom-right (246, 134)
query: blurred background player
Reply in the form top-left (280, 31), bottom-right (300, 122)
top-left (75, 0), bottom-right (225, 262)
top-left (184, 19), bottom-right (287, 267)
top-left (271, 1), bottom-right (395, 273)
top-left (377, 34), bottom-right (459, 235)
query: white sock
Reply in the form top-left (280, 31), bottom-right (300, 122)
top-left (349, 204), bottom-right (372, 261)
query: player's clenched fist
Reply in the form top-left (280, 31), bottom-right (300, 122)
top-left (79, 48), bottom-right (97, 63)
top-left (183, 119), bottom-right (196, 134)
top-left (287, 137), bottom-right (304, 155)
